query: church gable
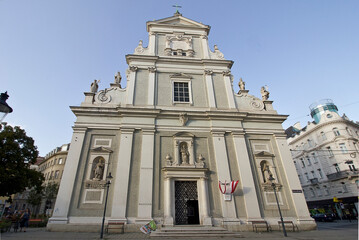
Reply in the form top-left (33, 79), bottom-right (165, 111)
top-left (146, 13), bottom-right (210, 34)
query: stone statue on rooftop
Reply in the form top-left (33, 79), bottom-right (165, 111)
top-left (90, 80), bottom-right (99, 93)
top-left (260, 86), bottom-right (269, 100)
top-left (239, 78), bottom-right (245, 91)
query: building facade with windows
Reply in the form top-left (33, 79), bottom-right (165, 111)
top-left (37, 144), bottom-right (70, 215)
top-left (286, 99), bottom-right (359, 218)
top-left (48, 13), bottom-right (315, 233)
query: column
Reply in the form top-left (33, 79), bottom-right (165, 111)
top-left (274, 135), bottom-right (314, 223)
top-left (49, 127), bottom-right (86, 224)
top-left (147, 67), bottom-right (156, 106)
top-left (204, 70), bottom-right (216, 108)
top-left (211, 131), bottom-right (237, 219)
top-left (163, 177), bottom-right (174, 226)
top-left (201, 35), bottom-right (210, 59)
top-left (199, 177), bottom-right (212, 226)
top-left (148, 32), bottom-right (156, 55)
top-left (232, 132), bottom-right (262, 221)
top-left (137, 129), bottom-right (155, 222)
top-left (110, 128), bottom-right (134, 222)
top-left (222, 70), bottom-right (236, 109)
top-left (126, 66), bottom-right (138, 105)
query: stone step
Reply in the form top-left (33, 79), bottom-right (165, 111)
top-left (150, 226), bottom-right (243, 238)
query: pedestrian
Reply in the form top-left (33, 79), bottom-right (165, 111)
top-left (19, 208), bottom-right (30, 232)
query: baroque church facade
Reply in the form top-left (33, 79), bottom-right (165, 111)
top-left (48, 13), bottom-right (316, 232)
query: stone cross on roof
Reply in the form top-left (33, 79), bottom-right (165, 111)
top-left (172, 5), bottom-right (182, 14)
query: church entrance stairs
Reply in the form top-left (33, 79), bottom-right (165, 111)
top-left (150, 225), bottom-right (243, 238)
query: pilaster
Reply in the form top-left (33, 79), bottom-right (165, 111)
top-left (49, 127), bottom-right (87, 224)
top-left (201, 35), bottom-right (210, 59)
top-left (204, 70), bottom-right (216, 108)
top-left (232, 132), bottom-right (262, 221)
top-left (137, 129), bottom-right (155, 222)
top-left (148, 32), bottom-right (156, 55)
top-left (211, 131), bottom-right (237, 219)
top-left (147, 67), bottom-right (156, 106)
top-left (274, 135), bottom-right (314, 222)
top-left (110, 128), bottom-right (135, 221)
top-left (126, 66), bottom-right (138, 105)
top-left (222, 70), bottom-right (236, 109)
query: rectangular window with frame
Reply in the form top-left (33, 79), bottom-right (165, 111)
top-left (173, 82), bottom-right (190, 103)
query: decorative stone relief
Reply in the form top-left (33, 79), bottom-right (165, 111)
top-left (196, 154), bottom-right (205, 168)
top-left (164, 33), bottom-right (194, 57)
top-left (97, 89), bottom-right (111, 103)
top-left (168, 133), bottom-right (205, 169)
top-left (179, 113), bottom-right (188, 126)
top-left (135, 40), bottom-right (145, 54)
top-left (166, 154), bottom-right (173, 166)
top-left (250, 99), bottom-right (264, 111)
top-left (210, 45), bottom-right (224, 59)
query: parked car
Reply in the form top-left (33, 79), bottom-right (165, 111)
top-left (312, 213), bottom-right (334, 222)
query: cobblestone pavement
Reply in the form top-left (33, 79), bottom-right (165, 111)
top-left (1, 220), bottom-right (357, 240)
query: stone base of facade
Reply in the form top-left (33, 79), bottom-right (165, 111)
top-left (47, 217), bottom-right (317, 233)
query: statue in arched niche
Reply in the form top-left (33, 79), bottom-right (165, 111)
top-left (92, 158), bottom-right (105, 181)
top-left (260, 161), bottom-right (271, 183)
top-left (180, 142), bottom-right (189, 165)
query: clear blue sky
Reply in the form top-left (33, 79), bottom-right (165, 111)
top-left (1, 0), bottom-right (358, 156)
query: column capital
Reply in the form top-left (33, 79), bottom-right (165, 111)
top-left (142, 128), bottom-right (156, 134)
top-left (201, 35), bottom-right (208, 40)
top-left (231, 131), bottom-right (245, 137)
top-left (222, 70), bottom-right (231, 76)
top-left (211, 130), bottom-right (225, 137)
top-left (148, 67), bottom-right (157, 73)
top-left (204, 69), bottom-right (213, 75)
top-left (120, 128), bottom-right (135, 134)
top-left (129, 66), bottom-right (138, 72)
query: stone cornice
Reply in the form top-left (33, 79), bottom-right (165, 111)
top-left (125, 54), bottom-right (234, 68)
top-left (288, 119), bottom-right (358, 144)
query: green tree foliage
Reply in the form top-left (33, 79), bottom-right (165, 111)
top-left (43, 182), bottom-right (59, 201)
top-left (27, 187), bottom-right (43, 207)
top-left (0, 124), bottom-right (44, 197)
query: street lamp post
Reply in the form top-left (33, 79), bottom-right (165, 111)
top-left (268, 173), bottom-right (287, 237)
top-left (0, 91), bottom-right (13, 124)
top-left (100, 172), bottom-right (113, 239)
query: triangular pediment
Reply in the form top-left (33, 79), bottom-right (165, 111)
top-left (147, 13), bottom-right (210, 34)
top-left (91, 147), bottom-right (113, 153)
top-left (254, 151), bottom-right (275, 157)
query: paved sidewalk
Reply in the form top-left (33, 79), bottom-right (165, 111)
top-left (1, 220), bottom-right (357, 240)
